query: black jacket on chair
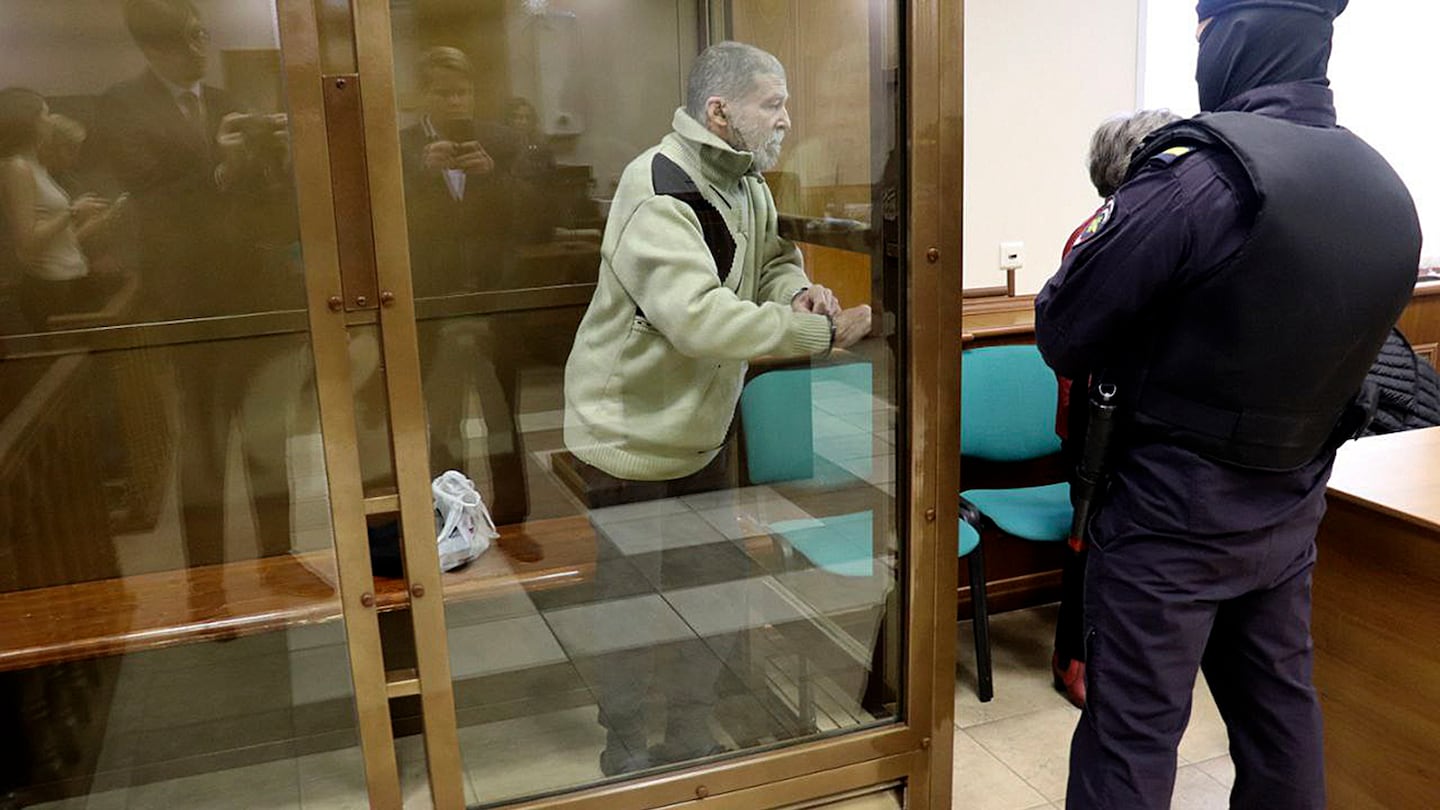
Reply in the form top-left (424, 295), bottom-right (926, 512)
top-left (1362, 328), bottom-right (1440, 436)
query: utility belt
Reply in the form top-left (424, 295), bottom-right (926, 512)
top-left (1066, 380), bottom-right (1380, 551)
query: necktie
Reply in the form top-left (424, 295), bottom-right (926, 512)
top-left (177, 90), bottom-right (204, 136)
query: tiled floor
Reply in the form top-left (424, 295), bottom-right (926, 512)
top-left (31, 354), bottom-right (1131, 810)
top-left (952, 606), bottom-right (1234, 810)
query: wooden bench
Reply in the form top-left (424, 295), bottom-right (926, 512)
top-left (0, 516), bottom-right (598, 673)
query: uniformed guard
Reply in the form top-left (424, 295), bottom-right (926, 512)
top-left (1034, 1), bottom-right (1421, 808)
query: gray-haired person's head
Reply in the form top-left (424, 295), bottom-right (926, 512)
top-left (685, 42), bottom-right (784, 121)
top-left (1087, 109), bottom-right (1181, 198)
top-left (685, 42), bottom-right (790, 169)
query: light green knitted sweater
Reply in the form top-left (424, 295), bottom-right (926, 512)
top-left (562, 109), bottom-right (832, 481)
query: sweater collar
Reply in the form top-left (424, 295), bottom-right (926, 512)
top-left (669, 108), bottom-right (757, 185)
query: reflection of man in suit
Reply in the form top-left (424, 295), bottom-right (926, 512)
top-left (95, 0), bottom-right (303, 603)
top-left (400, 46), bottom-right (531, 529)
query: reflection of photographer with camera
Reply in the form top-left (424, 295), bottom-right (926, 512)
top-left (399, 46), bottom-right (531, 531)
top-left (401, 46), bottom-right (517, 297)
top-left (92, 0), bottom-right (306, 616)
top-left (217, 112), bottom-right (290, 190)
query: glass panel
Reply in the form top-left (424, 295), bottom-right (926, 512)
top-left (351, 323), bottom-right (398, 495)
top-left (0, 2), bottom-right (368, 807)
top-left (387, 0), bottom-right (904, 804)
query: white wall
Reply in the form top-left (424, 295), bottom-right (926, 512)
top-left (1142, 1), bottom-right (1440, 267)
top-left (510, 0), bottom-right (698, 198)
top-left (964, 0), bottom-right (1141, 295)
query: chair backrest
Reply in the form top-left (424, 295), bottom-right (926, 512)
top-left (740, 361), bottom-right (872, 484)
top-left (961, 344), bottom-right (1062, 462)
top-left (740, 367), bottom-right (815, 483)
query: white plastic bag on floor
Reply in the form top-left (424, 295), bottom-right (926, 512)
top-left (433, 470), bottom-right (497, 571)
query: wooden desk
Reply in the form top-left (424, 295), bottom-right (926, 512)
top-left (961, 294), bottom-right (1036, 348)
top-left (1314, 427), bottom-right (1440, 809)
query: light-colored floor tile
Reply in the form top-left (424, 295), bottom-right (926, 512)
top-left (448, 614), bottom-right (568, 678)
top-left (596, 510), bottom-right (731, 556)
top-left (813, 394), bottom-right (885, 420)
top-left (297, 748), bottom-right (370, 810)
top-left (286, 621), bottom-right (347, 652)
top-left (678, 485), bottom-right (782, 511)
top-left (665, 576), bottom-right (809, 636)
top-left (397, 749), bottom-right (478, 810)
top-left (816, 432), bottom-right (890, 463)
top-left (587, 497), bottom-right (690, 527)
top-left (955, 608), bottom-right (1073, 728)
top-left (125, 760), bottom-right (301, 810)
top-left (290, 645), bottom-right (355, 705)
top-left (837, 406), bottom-right (890, 432)
top-left (517, 408), bottom-right (565, 433)
top-left (460, 706), bottom-right (606, 804)
top-left (814, 411), bottom-right (861, 440)
top-left (544, 594), bottom-right (695, 656)
top-left (1195, 754), bottom-right (1235, 788)
top-left (444, 583), bottom-right (539, 626)
top-left (832, 452), bottom-right (895, 485)
top-left (140, 651), bottom-right (294, 729)
top-left (393, 734), bottom-right (426, 763)
top-left (966, 705), bottom-right (1080, 803)
top-left (774, 567), bottom-right (891, 615)
top-left (1178, 678), bottom-right (1229, 764)
top-left (1170, 764), bottom-right (1231, 809)
top-left (695, 498), bottom-right (814, 540)
top-left (950, 727), bottom-right (1048, 810)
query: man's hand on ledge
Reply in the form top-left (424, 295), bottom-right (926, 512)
top-left (791, 284), bottom-right (841, 317)
top-left (833, 305), bottom-right (872, 349)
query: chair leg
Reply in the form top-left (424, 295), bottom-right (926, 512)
top-left (967, 540), bottom-right (995, 703)
top-left (797, 651), bottom-right (817, 732)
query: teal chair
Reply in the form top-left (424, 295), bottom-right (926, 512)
top-left (960, 344), bottom-right (1074, 702)
top-left (742, 360), bottom-right (997, 705)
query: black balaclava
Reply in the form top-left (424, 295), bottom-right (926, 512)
top-left (1195, 0), bottom-right (1346, 112)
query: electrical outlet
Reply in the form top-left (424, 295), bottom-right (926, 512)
top-left (999, 241), bottom-right (1025, 271)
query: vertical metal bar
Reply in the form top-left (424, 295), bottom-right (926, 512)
top-left (320, 74), bottom-right (381, 311)
top-left (350, 0), bottom-right (468, 807)
top-left (276, 0), bottom-right (402, 806)
top-left (919, 0), bottom-right (964, 804)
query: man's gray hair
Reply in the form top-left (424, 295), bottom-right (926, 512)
top-left (1087, 109), bottom-right (1182, 198)
top-left (685, 41), bottom-right (785, 122)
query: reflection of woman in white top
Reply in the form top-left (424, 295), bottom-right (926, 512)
top-left (0, 87), bottom-right (114, 329)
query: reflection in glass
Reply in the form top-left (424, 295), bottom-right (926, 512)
top-left (391, 2), bottom-right (904, 805)
top-left (0, 1), bottom-right (363, 807)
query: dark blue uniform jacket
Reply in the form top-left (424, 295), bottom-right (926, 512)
top-left (1035, 82), bottom-right (1340, 539)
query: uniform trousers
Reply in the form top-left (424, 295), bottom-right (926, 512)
top-left (1067, 503), bottom-right (1326, 810)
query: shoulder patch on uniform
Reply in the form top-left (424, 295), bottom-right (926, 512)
top-left (651, 154), bottom-right (735, 281)
top-left (1069, 197), bottom-right (1115, 249)
top-left (1149, 145), bottom-right (1196, 167)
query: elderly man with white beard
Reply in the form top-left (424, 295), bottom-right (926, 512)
top-left (563, 41), bottom-right (870, 486)
top-left (560, 41), bottom-right (873, 777)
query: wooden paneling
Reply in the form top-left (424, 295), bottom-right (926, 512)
top-left (1399, 281), bottom-right (1440, 369)
top-left (801, 242), bottom-right (873, 310)
top-left (1314, 497), bottom-right (1440, 808)
top-left (734, 0), bottom-right (872, 218)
